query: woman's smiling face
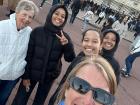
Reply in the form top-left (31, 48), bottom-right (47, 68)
top-left (64, 64), bottom-right (109, 105)
top-left (51, 8), bottom-right (66, 26)
top-left (102, 32), bottom-right (116, 50)
top-left (82, 30), bottom-right (101, 56)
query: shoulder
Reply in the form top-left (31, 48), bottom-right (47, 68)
top-left (0, 19), bottom-right (12, 33)
top-left (0, 19), bottom-right (9, 28)
top-left (33, 26), bottom-right (44, 31)
top-left (31, 27), bottom-right (44, 34)
top-left (30, 27), bottom-right (44, 38)
top-left (25, 26), bottom-right (32, 33)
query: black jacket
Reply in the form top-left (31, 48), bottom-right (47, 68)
top-left (22, 5), bottom-right (76, 83)
top-left (71, 0), bottom-right (82, 13)
top-left (134, 21), bottom-right (140, 37)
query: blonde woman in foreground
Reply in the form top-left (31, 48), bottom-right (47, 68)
top-left (54, 56), bottom-right (117, 105)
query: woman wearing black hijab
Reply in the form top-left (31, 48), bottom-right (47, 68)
top-left (12, 4), bottom-right (75, 105)
top-left (101, 29), bottom-right (120, 84)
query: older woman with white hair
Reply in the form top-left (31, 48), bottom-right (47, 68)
top-left (0, 0), bottom-right (39, 105)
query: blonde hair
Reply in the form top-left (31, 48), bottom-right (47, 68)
top-left (54, 56), bottom-right (117, 105)
top-left (15, 0), bottom-right (39, 17)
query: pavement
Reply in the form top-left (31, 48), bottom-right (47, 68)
top-left (0, 0), bottom-right (140, 105)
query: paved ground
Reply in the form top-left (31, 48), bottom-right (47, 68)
top-left (0, 0), bottom-right (140, 105)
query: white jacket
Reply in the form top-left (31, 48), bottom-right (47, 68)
top-left (99, 11), bottom-right (105, 18)
top-left (0, 13), bottom-right (32, 80)
top-left (112, 20), bottom-right (128, 39)
top-left (83, 10), bottom-right (94, 21)
top-left (132, 38), bottom-right (140, 53)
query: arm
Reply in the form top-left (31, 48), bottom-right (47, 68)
top-left (131, 39), bottom-right (140, 54)
top-left (63, 33), bottom-right (76, 62)
top-left (131, 46), bottom-right (140, 54)
top-left (56, 31), bottom-right (76, 62)
top-left (22, 30), bottom-right (35, 79)
top-left (83, 11), bottom-right (88, 18)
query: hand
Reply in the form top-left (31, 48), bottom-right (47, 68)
top-left (23, 79), bottom-right (31, 92)
top-left (56, 30), bottom-right (68, 45)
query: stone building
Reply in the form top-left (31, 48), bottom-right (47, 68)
top-left (92, 0), bottom-right (140, 17)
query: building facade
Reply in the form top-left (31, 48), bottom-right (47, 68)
top-left (93, 0), bottom-right (140, 17)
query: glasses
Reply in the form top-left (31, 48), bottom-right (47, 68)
top-left (69, 76), bottom-right (115, 105)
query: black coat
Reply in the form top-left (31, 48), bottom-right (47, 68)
top-left (101, 24), bottom-right (112, 32)
top-left (22, 5), bottom-right (76, 83)
top-left (71, 0), bottom-right (82, 13)
top-left (134, 21), bottom-right (140, 37)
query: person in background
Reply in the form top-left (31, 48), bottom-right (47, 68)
top-left (0, 0), bottom-right (39, 105)
top-left (121, 38), bottom-right (140, 77)
top-left (127, 17), bottom-right (131, 31)
top-left (39, 0), bottom-right (47, 8)
top-left (95, 10), bottom-right (106, 24)
top-left (129, 19), bottom-right (140, 50)
top-left (0, 0), bottom-right (3, 6)
top-left (112, 17), bottom-right (128, 40)
top-left (52, 0), bottom-right (60, 5)
top-left (64, 0), bottom-right (71, 8)
top-left (130, 18), bottom-right (137, 32)
top-left (101, 29), bottom-right (121, 84)
top-left (81, 10), bottom-right (94, 31)
top-left (48, 28), bottom-right (102, 105)
top-left (134, 18), bottom-right (140, 39)
top-left (12, 4), bottom-right (75, 105)
top-left (108, 13), bottom-right (116, 22)
top-left (69, 0), bottom-right (83, 24)
top-left (112, 18), bottom-right (121, 34)
top-left (101, 18), bottom-right (114, 32)
top-left (120, 16), bottom-right (128, 40)
top-left (54, 56), bottom-right (117, 105)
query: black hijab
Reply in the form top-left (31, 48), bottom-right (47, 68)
top-left (44, 4), bottom-right (68, 34)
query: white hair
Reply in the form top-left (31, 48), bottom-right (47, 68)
top-left (15, 0), bottom-right (39, 17)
